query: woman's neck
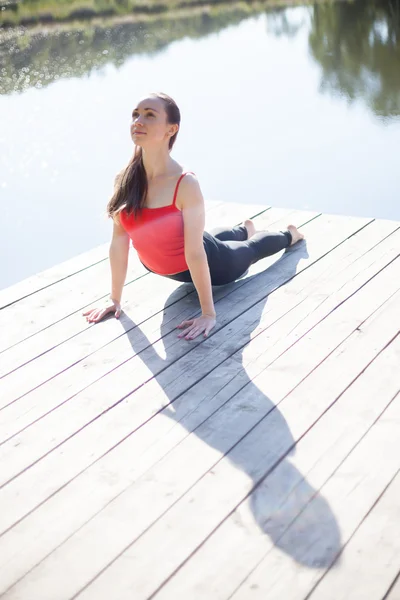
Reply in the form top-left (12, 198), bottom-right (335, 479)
top-left (141, 147), bottom-right (175, 180)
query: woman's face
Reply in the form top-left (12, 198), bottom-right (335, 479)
top-left (130, 96), bottom-right (177, 148)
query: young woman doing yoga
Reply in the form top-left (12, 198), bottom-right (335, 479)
top-left (83, 92), bottom-right (304, 340)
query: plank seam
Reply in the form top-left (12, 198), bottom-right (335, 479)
top-left (0, 256), bottom-right (110, 311)
top-left (278, 227), bottom-right (400, 340)
top-left (0, 282), bottom-right (195, 410)
top-left (0, 271), bottom-right (151, 357)
top-left (303, 467), bottom-right (400, 600)
top-left (383, 570), bottom-right (400, 600)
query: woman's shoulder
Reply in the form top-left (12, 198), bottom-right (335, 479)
top-left (176, 170), bottom-right (204, 212)
top-left (179, 169), bottom-right (200, 188)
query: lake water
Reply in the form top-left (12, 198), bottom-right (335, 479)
top-left (1, 0), bottom-right (399, 289)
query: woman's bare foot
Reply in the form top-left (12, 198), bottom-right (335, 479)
top-left (243, 219), bottom-right (257, 239)
top-left (287, 224), bottom-right (305, 246)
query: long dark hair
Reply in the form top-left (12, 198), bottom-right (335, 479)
top-left (107, 92), bottom-right (181, 220)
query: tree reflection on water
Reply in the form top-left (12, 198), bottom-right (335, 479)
top-left (0, 5), bottom-right (267, 95)
top-left (0, 0), bottom-right (399, 118)
top-left (308, 0), bottom-right (400, 118)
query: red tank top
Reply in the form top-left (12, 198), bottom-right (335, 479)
top-left (119, 172), bottom-right (193, 275)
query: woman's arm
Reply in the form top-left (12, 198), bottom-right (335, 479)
top-left (109, 217), bottom-right (130, 303)
top-left (83, 218), bottom-right (130, 323)
top-left (176, 174), bottom-right (216, 339)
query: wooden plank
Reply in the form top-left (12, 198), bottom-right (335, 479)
top-left (0, 214), bottom-right (391, 436)
top-left (6, 279), bottom-right (399, 600)
top-left (0, 213), bottom-right (373, 494)
top-left (0, 212), bottom-right (367, 479)
top-left (148, 348), bottom-right (400, 600)
top-left (2, 216), bottom-right (395, 446)
top-left (0, 206), bottom-right (303, 396)
top-left (385, 574), bottom-right (400, 600)
top-left (306, 471), bottom-right (400, 600)
top-left (0, 273), bottom-right (398, 597)
top-left (0, 217), bottom-right (391, 513)
top-left (228, 396), bottom-right (400, 600)
top-left (0, 200), bottom-right (224, 310)
top-left (68, 311), bottom-right (391, 600)
top-left (0, 202), bottom-right (271, 353)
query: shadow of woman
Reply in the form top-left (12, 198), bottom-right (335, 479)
top-left (119, 241), bottom-right (341, 569)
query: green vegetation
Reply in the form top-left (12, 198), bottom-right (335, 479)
top-left (0, 2), bottom-right (274, 95)
top-left (1, 0), bottom-right (165, 27)
top-left (0, 0), bottom-right (298, 27)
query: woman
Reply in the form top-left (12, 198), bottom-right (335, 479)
top-left (83, 92), bottom-right (304, 340)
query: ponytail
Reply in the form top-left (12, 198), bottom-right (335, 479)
top-left (107, 145), bottom-right (147, 219)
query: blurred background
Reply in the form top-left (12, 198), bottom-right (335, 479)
top-left (1, 0), bottom-right (399, 288)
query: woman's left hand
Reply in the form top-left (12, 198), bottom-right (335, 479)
top-left (177, 314), bottom-right (216, 340)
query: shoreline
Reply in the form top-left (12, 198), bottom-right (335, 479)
top-left (0, 0), bottom-right (344, 30)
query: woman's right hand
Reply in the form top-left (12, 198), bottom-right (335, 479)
top-left (82, 298), bottom-right (122, 323)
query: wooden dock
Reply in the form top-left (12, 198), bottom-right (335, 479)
top-left (0, 202), bottom-right (399, 600)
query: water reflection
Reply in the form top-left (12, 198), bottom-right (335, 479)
top-left (0, 5), bottom-right (265, 95)
top-left (1, 1), bottom-right (399, 118)
top-left (267, 0), bottom-right (400, 118)
top-left (309, 0), bottom-right (400, 118)
top-left (266, 6), bottom-right (311, 38)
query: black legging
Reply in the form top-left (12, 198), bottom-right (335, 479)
top-left (145, 225), bottom-right (292, 286)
